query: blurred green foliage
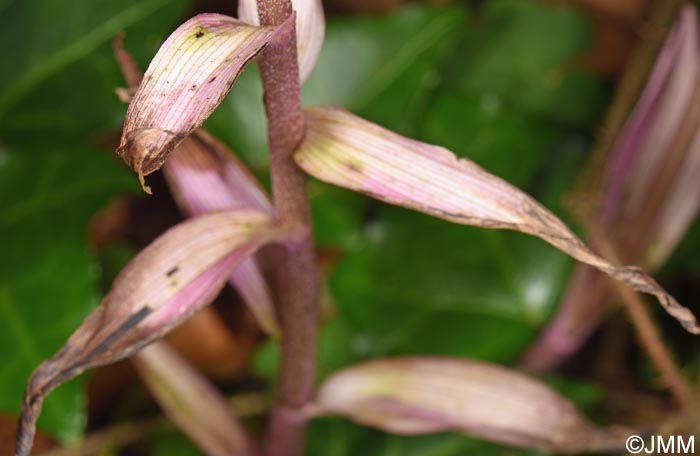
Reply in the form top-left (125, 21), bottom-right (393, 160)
top-left (0, 0), bottom-right (188, 143)
top-left (0, 0), bottom-right (613, 452)
top-left (0, 148), bottom-right (135, 439)
top-left (0, 0), bottom-right (187, 439)
top-left (307, 419), bottom-right (548, 456)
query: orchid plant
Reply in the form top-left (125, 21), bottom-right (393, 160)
top-left (15, 1), bottom-right (700, 455)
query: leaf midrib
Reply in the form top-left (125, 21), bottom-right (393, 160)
top-left (0, 0), bottom-right (172, 115)
top-left (350, 10), bottom-right (465, 113)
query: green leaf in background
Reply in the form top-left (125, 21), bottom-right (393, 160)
top-left (0, 147), bottom-right (135, 440)
top-left (151, 431), bottom-right (202, 456)
top-left (330, 210), bottom-right (570, 363)
top-left (302, 6), bottom-right (466, 134)
top-left (459, 0), bottom-right (606, 126)
top-left (306, 418), bottom-right (547, 456)
top-left (661, 220), bottom-right (700, 273)
top-left (204, 65), bottom-right (269, 170)
top-left (543, 376), bottom-right (603, 417)
top-left (308, 182), bottom-right (365, 249)
top-left (0, 0), bottom-right (183, 117)
top-left (0, 0), bottom-right (188, 144)
top-left (255, 314), bottom-right (361, 382)
top-left (419, 92), bottom-right (558, 187)
top-left (0, 0), bottom-right (187, 438)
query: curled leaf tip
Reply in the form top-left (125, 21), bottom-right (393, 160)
top-left (138, 171), bottom-right (152, 195)
top-left (295, 106), bottom-right (699, 333)
top-left (613, 265), bottom-right (700, 334)
top-left (117, 13), bottom-right (283, 186)
top-left (117, 127), bottom-right (180, 194)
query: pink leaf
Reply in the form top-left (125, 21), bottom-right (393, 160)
top-left (116, 14), bottom-right (290, 193)
top-left (133, 341), bottom-right (255, 456)
top-left (112, 37), bottom-right (279, 337)
top-left (164, 131), bottom-right (279, 336)
top-left (312, 357), bottom-right (631, 453)
top-left (294, 106), bottom-right (699, 334)
top-left (16, 210), bottom-right (288, 456)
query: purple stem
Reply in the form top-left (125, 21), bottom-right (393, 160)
top-left (254, 1), bottom-right (321, 455)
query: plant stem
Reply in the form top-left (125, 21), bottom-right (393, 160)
top-left (588, 224), bottom-right (693, 407)
top-left (254, 2), bottom-right (321, 456)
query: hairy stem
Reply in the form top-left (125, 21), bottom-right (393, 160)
top-left (589, 224), bottom-right (692, 407)
top-left (255, 2), bottom-right (321, 456)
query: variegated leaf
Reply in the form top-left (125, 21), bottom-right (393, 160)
top-left (312, 357), bottom-right (630, 453)
top-left (294, 106), bottom-right (699, 334)
top-left (164, 131), bottom-right (279, 336)
top-left (112, 35), bottom-right (279, 337)
top-left (16, 210), bottom-right (288, 456)
top-left (116, 13), bottom-right (289, 193)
